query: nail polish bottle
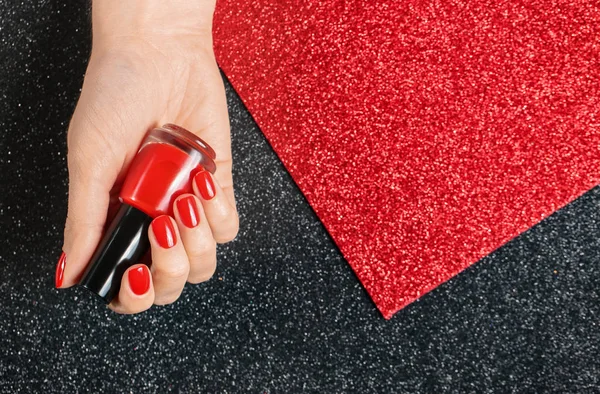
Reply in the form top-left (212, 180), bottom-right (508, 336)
top-left (78, 124), bottom-right (216, 303)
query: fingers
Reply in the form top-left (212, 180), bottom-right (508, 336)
top-left (148, 215), bottom-right (190, 305)
top-left (112, 195), bottom-right (217, 312)
top-left (108, 264), bottom-right (154, 314)
top-left (173, 63), bottom-right (238, 242)
top-left (177, 65), bottom-right (237, 209)
top-left (173, 194), bottom-right (217, 283)
top-left (192, 170), bottom-right (239, 243)
top-left (58, 127), bottom-right (122, 289)
top-left (58, 63), bottom-right (153, 289)
top-left (181, 64), bottom-right (232, 170)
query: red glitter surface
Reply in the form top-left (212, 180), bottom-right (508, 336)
top-left (213, 1), bottom-right (600, 318)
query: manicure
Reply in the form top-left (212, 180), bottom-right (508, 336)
top-left (128, 265), bottom-right (150, 296)
top-left (176, 195), bottom-right (200, 228)
top-left (55, 252), bottom-right (66, 288)
top-left (151, 215), bottom-right (177, 248)
top-left (194, 171), bottom-right (216, 200)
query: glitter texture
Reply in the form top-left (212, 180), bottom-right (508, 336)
top-left (213, 1), bottom-right (600, 318)
top-left (3, 2), bottom-right (600, 389)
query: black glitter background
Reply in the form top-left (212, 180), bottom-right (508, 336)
top-left (0, 2), bottom-right (599, 392)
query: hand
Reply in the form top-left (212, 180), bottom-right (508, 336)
top-left (56, 1), bottom-right (239, 313)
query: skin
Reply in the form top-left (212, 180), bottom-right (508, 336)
top-left (58, 0), bottom-right (239, 313)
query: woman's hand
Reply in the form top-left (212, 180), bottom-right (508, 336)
top-left (55, 0), bottom-right (239, 313)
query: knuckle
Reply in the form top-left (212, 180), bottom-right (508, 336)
top-left (188, 273), bottom-right (214, 285)
top-left (63, 215), bottom-right (76, 237)
top-left (108, 302), bottom-right (151, 315)
top-left (214, 223), bottom-right (239, 244)
top-left (63, 213), bottom-right (104, 240)
top-left (188, 259), bottom-right (217, 284)
top-left (213, 212), bottom-right (239, 244)
top-left (67, 144), bottom-right (94, 180)
top-left (154, 292), bottom-right (181, 306)
top-left (67, 111), bottom-right (124, 175)
top-left (187, 238), bottom-right (217, 263)
top-left (214, 159), bottom-right (233, 176)
top-left (66, 141), bottom-right (113, 190)
top-left (154, 264), bottom-right (189, 281)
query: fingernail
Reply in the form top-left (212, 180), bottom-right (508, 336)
top-left (128, 265), bottom-right (150, 295)
top-left (194, 171), bottom-right (216, 200)
top-left (176, 195), bottom-right (200, 228)
top-left (55, 252), bottom-right (66, 288)
top-left (152, 215), bottom-right (177, 248)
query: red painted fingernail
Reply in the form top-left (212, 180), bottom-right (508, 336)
top-left (152, 215), bottom-right (177, 248)
top-left (176, 195), bottom-right (200, 228)
top-left (128, 265), bottom-right (150, 296)
top-left (194, 171), bottom-right (216, 200)
top-left (55, 252), bottom-right (66, 288)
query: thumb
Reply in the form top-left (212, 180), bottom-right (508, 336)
top-left (56, 137), bottom-right (122, 289)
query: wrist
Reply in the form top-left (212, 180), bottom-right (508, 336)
top-left (92, 0), bottom-right (215, 52)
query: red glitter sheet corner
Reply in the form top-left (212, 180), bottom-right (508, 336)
top-left (213, 1), bottom-right (600, 318)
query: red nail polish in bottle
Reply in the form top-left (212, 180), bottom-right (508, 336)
top-left (78, 124), bottom-right (216, 303)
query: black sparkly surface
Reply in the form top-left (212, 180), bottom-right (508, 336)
top-left (1, 2), bottom-right (599, 392)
